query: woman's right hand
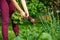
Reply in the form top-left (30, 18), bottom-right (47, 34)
top-left (20, 11), bottom-right (26, 18)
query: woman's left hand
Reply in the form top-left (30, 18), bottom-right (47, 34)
top-left (25, 12), bottom-right (29, 17)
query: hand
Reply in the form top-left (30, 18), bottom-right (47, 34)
top-left (25, 12), bottom-right (29, 17)
top-left (20, 11), bottom-right (26, 18)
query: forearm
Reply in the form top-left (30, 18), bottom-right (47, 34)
top-left (21, 0), bottom-right (29, 14)
top-left (11, 0), bottom-right (23, 12)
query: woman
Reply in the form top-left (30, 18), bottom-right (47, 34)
top-left (0, 0), bottom-right (35, 40)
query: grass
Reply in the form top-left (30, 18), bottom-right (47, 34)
top-left (0, 16), bottom-right (60, 40)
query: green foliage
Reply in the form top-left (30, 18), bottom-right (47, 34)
top-left (39, 0), bottom-right (54, 6)
top-left (27, 0), bottom-right (47, 17)
top-left (10, 0), bottom-right (60, 40)
top-left (13, 13), bottom-right (60, 40)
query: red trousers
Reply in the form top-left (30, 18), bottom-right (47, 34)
top-left (0, 0), bottom-right (19, 40)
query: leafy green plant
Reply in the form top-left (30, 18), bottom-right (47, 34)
top-left (39, 32), bottom-right (52, 40)
top-left (11, 11), bottom-right (23, 24)
top-left (14, 36), bottom-right (24, 40)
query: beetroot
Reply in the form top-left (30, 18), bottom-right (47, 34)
top-left (27, 16), bottom-right (35, 25)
